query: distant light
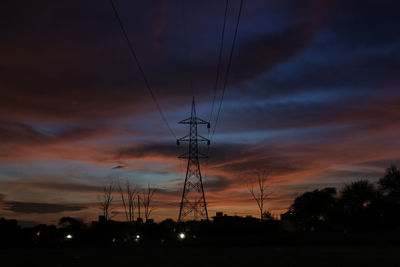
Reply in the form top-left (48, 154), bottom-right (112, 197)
top-left (66, 234), bottom-right (73, 239)
top-left (134, 234), bottom-right (140, 242)
top-left (36, 231), bottom-right (40, 237)
top-left (112, 238), bottom-right (116, 242)
top-left (178, 233), bottom-right (186, 240)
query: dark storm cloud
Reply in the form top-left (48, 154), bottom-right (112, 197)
top-left (2, 181), bottom-right (103, 194)
top-left (0, 0), bottom-right (398, 123)
top-left (248, 0), bottom-right (400, 94)
top-left (214, 154), bottom-right (309, 177)
top-left (222, 92), bottom-right (400, 137)
top-left (115, 141), bottom-right (312, 177)
top-left (116, 143), bottom-right (177, 159)
top-left (0, 120), bottom-right (109, 145)
top-left (114, 142), bottom-right (249, 164)
top-left (215, 94), bottom-right (400, 135)
top-left (0, 0), bottom-right (167, 121)
top-left (219, 0), bottom-right (400, 119)
top-left (112, 165), bottom-right (125, 169)
top-left (2, 201), bottom-right (87, 214)
top-left (328, 0), bottom-right (400, 45)
top-left (230, 25), bottom-right (317, 85)
top-left (0, 0), bottom-right (333, 122)
top-left (252, 45), bottom-right (400, 99)
top-left (204, 175), bottom-right (232, 192)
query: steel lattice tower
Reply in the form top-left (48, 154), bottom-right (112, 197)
top-left (177, 98), bottom-right (210, 221)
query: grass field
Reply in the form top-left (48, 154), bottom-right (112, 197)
top-left (1, 245), bottom-right (400, 267)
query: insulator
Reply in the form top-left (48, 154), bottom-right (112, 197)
top-left (207, 123), bottom-right (210, 129)
top-left (177, 140), bottom-right (180, 146)
top-left (207, 140), bottom-right (210, 145)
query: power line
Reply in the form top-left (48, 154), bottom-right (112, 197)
top-left (208, 0), bottom-right (229, 127)
top-left (203, 0), bottom-right (229, 189)
top-left (211, 0), bottom-right (244, 139)
top-left (109, 0), bottom-right (176, 139)
top-left (180, 0), bottom-right (195, 98)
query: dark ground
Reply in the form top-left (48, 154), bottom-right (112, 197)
top-left (2, 245), bottom-right (400, 267)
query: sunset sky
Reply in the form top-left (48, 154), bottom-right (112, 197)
top-left (1, 0), bottom-right (400, 226)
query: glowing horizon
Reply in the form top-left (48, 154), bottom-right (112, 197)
top-left (1, 0), bottom-right (400, 226)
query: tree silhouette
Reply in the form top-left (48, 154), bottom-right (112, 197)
top-left (379, 165), bottom-right (400, 201)
top-left (289, 187), bottom-right (337, 231)
top-left (340, 180), bottom-right (377, 213)
top-left (378, 165), bottom-right (400, 227)
top-left (339, 180), bottom-right (380, 230)
top-left (248, 171), bottom-right (272, 221)
top-left (99, 181), bottom-right (115, 220)
top-left (141, 184), bottom-right (156, 222)
top-left (119, 180), bottom-right (137, 223)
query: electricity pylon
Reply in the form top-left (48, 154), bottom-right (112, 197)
top-left (177, 97), bottom-right (210, 221)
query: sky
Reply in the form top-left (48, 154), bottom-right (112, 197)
top-left (1, 0), bottom-right (400, 226)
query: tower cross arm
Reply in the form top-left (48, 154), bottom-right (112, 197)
top-left (178, 117), bottom-right (210, 126)
top-left (178, 152), bottom-right (208, 159)
top-left (197, 135), bottom-right (210, 143)
top-left (194, 117), bottom-right (210, 125)
top-left (177, 135), bottom-right (190, 142)
top-left (177, 135), bottom-right (210, 143)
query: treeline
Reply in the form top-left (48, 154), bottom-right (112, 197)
top-left (0, 215), bottom-right (281, 248)
top-left (1, 165), bottom-right (400, 248)
top-left (282, 165), bottom-right (400, 233)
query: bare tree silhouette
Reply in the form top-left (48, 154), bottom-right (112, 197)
top-left (142, 184), bottom-right (156, 222)
top-left (119, 181), bottom-right (137, 223)
top-left (249, 171), bottom-right (272, 221)
top-left (100, 181), bottom-right (115, 220)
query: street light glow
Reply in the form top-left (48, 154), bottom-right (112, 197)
top-left (178, 233), bottom-right (186, 240)
top-left (134, 234), bottom-right (140, 242)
